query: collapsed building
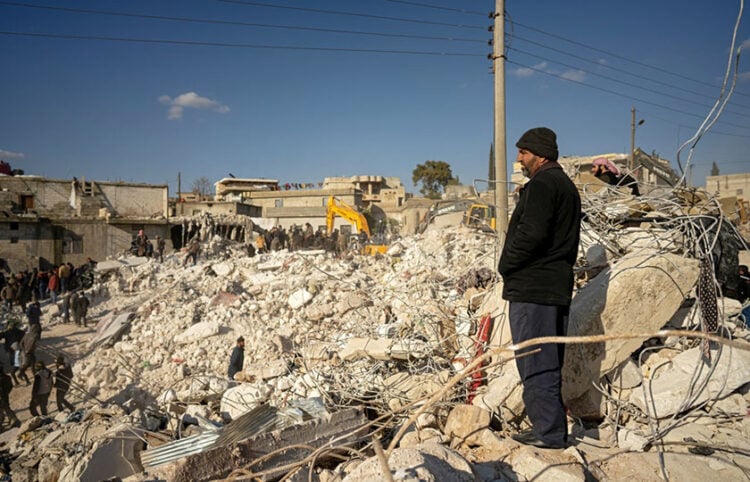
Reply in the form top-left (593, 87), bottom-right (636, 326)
top-left (1, 163), bottom-right (750, 481)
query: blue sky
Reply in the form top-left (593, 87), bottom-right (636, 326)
top-left (1, 0), bottom-right (748, 195)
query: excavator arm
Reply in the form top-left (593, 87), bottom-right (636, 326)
top-left (326, 195), bottom-right (371, 238)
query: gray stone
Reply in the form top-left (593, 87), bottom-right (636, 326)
top-left (616, 428), bottom-right (649, 451)
top-left (220, 381), bottom-right (272, 420)
top-left (288, 289), bottom-right (313, 309)
top-left (444, 404), bottom-right (491, 446)
top-left (335, 292), bottom-right (371, 315)
top-left (343, 442), bottom-right (478, 482)
top-left (710, 392), bottom-right (748, 417)
top-left (629, 346), bottom-right (750, 418)
top-left (174, 321), bottom-right (221, 344)
top-left (509, 445), bottom-right (585, 482)
top-left (563, 253), bottom-right (700, 417)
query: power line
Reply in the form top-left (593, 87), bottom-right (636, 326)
top-left (508, 46), bottom-right (750, 121)
top-left (217, 0), bottom-right (485, 30)
top-left (0, 30), bottom-right (485, 56)
top-left (508, 33), bottom-right (750, 112)
top-left (511, 19), bottom-right (750, 100)
top-left (0, 1), bottom-right (485, 44)
top-left (506, 59), bottom-right (750, 131)
top-left (381, 0), bottom-right (486, 16)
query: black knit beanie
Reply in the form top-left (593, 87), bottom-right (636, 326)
top-left (516, 127), bottom-right (558, 162)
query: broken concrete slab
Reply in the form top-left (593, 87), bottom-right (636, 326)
top-left (220, 381), bottom-right (272, 420)
top-left (507, 445), bottom-right (585, 482)
top-left (173, 321), bottom-right (221, 345)
top-left (95, 259), bottom-right (126, 272)
top-left (288, 288), bottom-right (313, 309)
top-left (335, 292), bottom-right (371, 315)
top-left (471, 362), bottom-right (524, 421)
top-left (89, 311), bottom-right (134, 347)
top-left (210, 261), bottom-right (234, 277)
top-left (343, 442), bottom-right (478, 482)
top-left (629, 346), bottom-right (750, 418)
top-left (339, 337), bottom-right (392, 362)
top-left (443, 404), bottom-right (491, 446)
top-left (563, 253), bottom-right (700, 417)
top-left (78, 425), bottom-right (145, 482)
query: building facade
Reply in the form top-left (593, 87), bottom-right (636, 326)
top-left (0, 175), bottom-right (169, 271)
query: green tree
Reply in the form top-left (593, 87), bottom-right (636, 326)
top-left (412, 160), bottom-right (457, 199)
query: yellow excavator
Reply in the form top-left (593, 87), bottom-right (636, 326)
top-left (462, 202), bottom-right (496, 232)
top-left (326, 195), bottom-right (388, 255)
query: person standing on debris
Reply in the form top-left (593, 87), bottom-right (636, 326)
top-left (135, 229), bottom-right (149, 257)
top-left (228, 336), bottom-right (246, 381)
top-left (183, 237), bottom-right (201, 267)
top-left (0, 277), bottom-right (16, 311)
top-left (498, 127), bottom-right (581, 450)
top-left (58, 262), bottom-right (71, 293)
top-left (54, 355), bottom-right (75, 413)
top-left (29, 361), bottom-right (53, 416)
top-left (26, 301), bottom-right (41, 328)
top-left (155, 235), bottom-right (166, 262)
top-left (591, 157), bottom-right (640, 196)
top-left (47, 268), bottom-right (59, 304)
top-left (18, 321), bottom-right (41, 385)
top-left (0, 369), bottom-right (20, 429)
top-left (10, 342), bottom-right (27, 386)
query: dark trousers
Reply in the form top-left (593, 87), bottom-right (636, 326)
top-left (56, 388), bottom-right (74, 412)
top-left (0, 397), bottom-right (19, 426)
top-left (29, 392), bottom-right (50, 416)
top-left (509, 302), bottom-right (569, 446)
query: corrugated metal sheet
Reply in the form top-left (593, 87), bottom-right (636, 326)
top-left (140, 398), bottom-right (330, 469)
top-left (141, 430), bottom-right (220, 469)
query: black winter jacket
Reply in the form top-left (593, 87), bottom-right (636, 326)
top-left (498, 162), bottom-right (581, 306)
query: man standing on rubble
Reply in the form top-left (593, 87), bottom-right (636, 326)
top-left (498, 127), bottom-right (581, 450)
top-left (228, 336), bottom-right (246, 381)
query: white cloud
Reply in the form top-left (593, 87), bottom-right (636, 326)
top-left (741, 38), bottom-right (750, 50)
top-left (158, 92), bottom-right (230, 120)
top-left (739, 71), bottom-right (750, 82)
top-left (513, 61), bottom-right (548, 78)
top-left (597, 58), bottom-right (609, 65)
top-left (560, 69), bottom-right (586, 82)
top-left (0, 149), bottom-right (24, 159)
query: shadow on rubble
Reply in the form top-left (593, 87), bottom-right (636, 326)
top-left (562, 266), bottom-right (610, 420)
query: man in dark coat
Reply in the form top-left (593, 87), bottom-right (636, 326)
top-left (0, 370), bottom-right (20, 428)
top-left (228, 337), bottom-right (245, 380)
top-left (54, 355), bottom-right (75, 412)
top-left (30, 361), bottom-right (53, 416)
top-left (498, 127), bottom-right (581, 449)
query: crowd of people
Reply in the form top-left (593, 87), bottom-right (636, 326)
top-left (255, 224), bottom-right (364, 256)
top-left (0, 258), bottom-right (96, 311)
top-left (0, 299), bottom-right (77, 431)
top-left (0, 256), bottom-right (93, 431)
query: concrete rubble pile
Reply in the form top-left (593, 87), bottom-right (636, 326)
top-left (3, 184), bottom-right (750, 481)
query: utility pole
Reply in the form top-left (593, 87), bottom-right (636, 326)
top-left (629, 106), bottom-right (636, 174)
top-left (493, 0), bottom-right (508, 247)
top-left (178, 172), bottom-right (182, 216)
top-left (630, 106), bottom-right (645, 182)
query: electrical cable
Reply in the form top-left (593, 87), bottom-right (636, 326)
top-left (0, 30), bottom-right (484, 57)
top-left (217, 0), bottom-right (486, 30)
top-left (512, 19), bottom-right (750, 101)
top-left (508, 45), bottom-right (750, 121)
top-left (507, 32), bottom-right (750, 112)
top-left (381, 0), bottom-right (486, 16)
top-left (506, 59), bottom-right (750, 131)
top-left (0, 1), bottom-right (485, 44)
